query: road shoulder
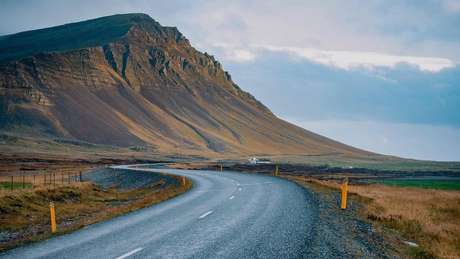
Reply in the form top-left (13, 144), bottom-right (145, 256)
top-left (286, 175), bottom-right (405, 258)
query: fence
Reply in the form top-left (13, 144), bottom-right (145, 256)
top-left (0, 170), bottom-right (83, 191)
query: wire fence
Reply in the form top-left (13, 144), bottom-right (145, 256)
top-left (0, 170), bottom-right (84, 191)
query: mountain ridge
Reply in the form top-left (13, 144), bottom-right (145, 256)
top-left (0, 13), bottom-right (170, 62)
top-left (0, 13), bottom-right (370, 157)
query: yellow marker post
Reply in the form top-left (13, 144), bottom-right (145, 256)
top-left (181, 176), bottom-right (186, 187)
top-left (340, 178), bottom-right (348, 209)
top-left (49, 202), bottom-right (57, 233)
top-left (274, 165), bottom-right (279, 176)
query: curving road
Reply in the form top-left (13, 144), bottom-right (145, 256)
top-left (0, 166), bottom-right (313, 259)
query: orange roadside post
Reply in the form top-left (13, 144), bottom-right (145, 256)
top-left (49, 202), bottom-right (57, 233)
top-left (340, 177), bottom-right (349, 209)
top-left (274, 164), bottom-right (279, 176)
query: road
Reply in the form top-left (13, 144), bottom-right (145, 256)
top-left (0, 165), bottom-right (313, 259)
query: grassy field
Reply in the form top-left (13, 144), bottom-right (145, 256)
top-left (0, 182), bottom-right (33, 190)
top-left (269, 154), bottom-right (460, 172)
top-left (380, 179), bottom-right (460, 190)
top-left (289, 176), bottom-right (460, 259)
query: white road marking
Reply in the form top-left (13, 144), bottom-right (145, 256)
top-left (240, 183), bottom-right (273, 186)
top-left (229, 195), bottom-right (235, 200)
top-left (115, 247), bottom-right (144, 259)
top-left (198, 210), bottom-right (214, 219)
top-left (238, 187), bottom-right (242, 191)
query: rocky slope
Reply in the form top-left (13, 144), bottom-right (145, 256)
top-left (0, 13), bottom-right (369, 157)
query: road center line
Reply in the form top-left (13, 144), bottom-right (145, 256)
top-left (198, 210), bottom-right (214, 219)
top-left (115, 247), bottom-right (144, 259)
top-left (229, 195), bottom-right (235, 200)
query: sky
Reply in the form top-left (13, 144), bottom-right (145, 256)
top-left (1, 0), bottom-right (459, 161)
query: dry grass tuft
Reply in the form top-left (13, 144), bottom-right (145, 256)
top-left (354, 185), bottom-right (460, 259)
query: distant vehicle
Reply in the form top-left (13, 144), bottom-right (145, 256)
top-left (248, 157), bottom-right (272, 164)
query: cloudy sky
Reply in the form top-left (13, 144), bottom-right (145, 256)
top-left (1, 0), bottom-right (459, 161)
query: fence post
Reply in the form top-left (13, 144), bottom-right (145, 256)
top-left (79, 171), bottom-right (82, 182)
top-left (220, 164), bottom-right (223, 172)
top-left (49, 202), bottom-right (57, 233)
top-left (10, 176), bottom-right (13, 191)
top-left (274, 165), bottom-right (279, 176)
top-left (341, 177), bottom-right (349, 209)
top-left (181, 176), bottom-right (186, 187)
top-left (22, 173), bottom-right (25, 189)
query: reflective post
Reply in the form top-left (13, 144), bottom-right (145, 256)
top-left (49, 202), bottom-right (57, 233)
top-left (341, 177), bottom-right (349, 209)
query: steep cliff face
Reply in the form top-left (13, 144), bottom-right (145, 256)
top-left (0, 13), bottom-right (367, 156)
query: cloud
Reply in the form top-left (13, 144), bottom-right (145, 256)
top-left (252, 45), bottom-right (456, 72)
top-left (2, 1), bottom-right (460, 62)
top-left (443, 0), bottom-right (460, 13)
top-left (223, 49), bottom-right (256, 62)
top-left (181, 1), bottom-right (460, 63)
top-left (223, 52), bottom-right (460, 127)
top-left (230, 49), bottom-right (256, 62)
top-left (209, 43), bottom-right (456, 72)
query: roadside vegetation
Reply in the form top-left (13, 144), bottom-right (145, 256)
top-left (379, 179), bottom-right (460, 190)
top-left (288, 176), bottom-right (460, 259)
top-left (0, 170), bottom-right (192, 252)
top-left (271, 154), bottom-right (460, 172)
top-left (0, 182), bottom-right (33, 190)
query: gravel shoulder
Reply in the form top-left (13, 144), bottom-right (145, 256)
top-left (287, 176), bottom-right (399, 258)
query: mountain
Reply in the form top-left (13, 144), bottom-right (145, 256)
top-left (0, 13), bottom-right (369, 157)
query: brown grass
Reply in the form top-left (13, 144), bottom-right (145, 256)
top-left (0, 162), bottom-right (95, 194)
top-left (0, 176), bottom-right (192, 251)
top-left (288, 176), bottom-right (460, 259)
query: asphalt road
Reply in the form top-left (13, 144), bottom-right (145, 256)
top-left (0, 165), bottom-right (313, 259)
